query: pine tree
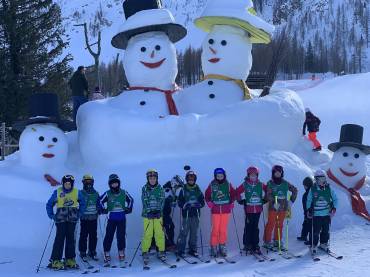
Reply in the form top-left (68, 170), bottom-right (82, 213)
top-left (0, 0), bottom-right (71, 124)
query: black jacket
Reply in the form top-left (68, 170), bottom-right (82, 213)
top-left (177, 184), bottom-right (205, 218)
top-left (303, 112), bottom-right (321, 135)
top-left (69, 71), bottom-right (88, 97)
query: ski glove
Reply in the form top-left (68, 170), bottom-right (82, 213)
top-left (330, 208), bottom-right (336, 217)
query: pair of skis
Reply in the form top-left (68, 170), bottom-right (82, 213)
top-left (80, 257), bottom-right (100, 274)
top-left (176, 254), bottom-right (211, 264)
top-left (311, 247), bottom-right (343, 262)
top-left (143, 257), bottom-right (177, 270)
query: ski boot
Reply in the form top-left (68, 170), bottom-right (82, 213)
top-left (157, 251), bottom-right (166, 261)
top-left (118, 250), bottom-right (125, 261)
top-left (65, 258), bottom-right (79, 269)
top-left (262, 241), bottom-right (274, 251)
top-left (273, 240), bottom-right (286, 251)
top-left (311, 246), bottom-right (317, 255)
top-left (245, 245), bottom-right (253, 255)
top-left (210, 246), bottom-right (218, 257)
top-left (50, 260), bottom-right (65, 271)
top-left (176, 251), bottom-right (185, 258)
top-left (104, 252), bottom-right (111, 264)
top-left (188, 249), bottom-right (199, 258)
top-left (253, 246), bottom-right (262, 256)
top-left (219, 244), bottom-right (227, 257)
top-left (319, 243), bottom-right (329, 252)
top-left (142, 252), bottom-right (149, 264)
top-left (88, 251), bottom-right (99, 261)
top-left (313, 146), bottom-right (322, 152)
top-left (80, 252), bottom-right (88, 262)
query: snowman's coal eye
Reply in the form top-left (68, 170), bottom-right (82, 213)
top-left (354, 153), bottom-right (360, 159)
top-left (208, 39), bottom-right (214, 45)
top-left (140, 101), bottom-right (146, 106)
top-left (209, 93), bottom-right (215, 99)
top-left (39, 136), bottom-right (45, 142)
top-left (221, 40), bottom-right (227, 46)
top-left (155, 45), bottom-right (161, 51)
top-left (52, 137), bottom-right (58, 143)
top-left (140, 47), bottom-right (146, 52)
top-left (343, 152), bottom-right (348, 157)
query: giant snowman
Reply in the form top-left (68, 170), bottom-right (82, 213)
top-left (77, 0), bottom-right (305, 168)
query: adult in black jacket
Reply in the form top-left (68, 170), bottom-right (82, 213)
top-left (303, 108), bottom-right (322, 151)
top-left (297, 177), bottom-right (313, 244)
top-left (69, 66), bottom-right (89, 125)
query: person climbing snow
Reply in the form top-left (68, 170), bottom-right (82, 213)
top-left (297, 176), bottom-right (314, 245)
top-left (307, 170), bottom-right (338, 254)
top-left (176, 171), bottom-right (205, 257)
top-left (303, 107), bottom-right (322, 151)
top-left (100, 174), bottom-right (134, 265)
top-left (263, 165), bottom-right (297, 251)
top-left (205, 168), bottom-right (236, 258)
top-left (236, 166), bottom-right (267, 255)
top-left (46, 175), bottom-right (86, 270)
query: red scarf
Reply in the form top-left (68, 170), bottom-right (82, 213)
top-left (327, 169), bottom-right (370, 221)
top-left (128, 85), bottom-right (179, 115)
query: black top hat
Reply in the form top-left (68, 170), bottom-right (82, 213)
top-left (13, 93), bottom-right (73, 132)
top-left (328, 124), bottom-right (370, 155)
top-left (111, 0), bottom-right (187, 49)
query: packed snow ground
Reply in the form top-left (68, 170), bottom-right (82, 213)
top-left (0, 73), bottom-right (369, 276)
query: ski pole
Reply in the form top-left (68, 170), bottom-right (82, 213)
top-left (196, 209), bottom-right (204, 257)
top-left (286, 195), bottom-right (291, 252)
top-left (231, 209), bottom-right (243, 256)
top-left (36, 220), bottom-right (55, 273)
top-left (129, 218), bottom-right (152, 267)
top-left (275, 196), bottom-right (282, 255)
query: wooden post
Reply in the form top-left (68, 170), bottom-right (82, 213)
top-left (1, 123), bottom-right (6, 161)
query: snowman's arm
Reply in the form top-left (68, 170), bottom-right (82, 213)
top-left (46, 190), bottom-right (57, 219)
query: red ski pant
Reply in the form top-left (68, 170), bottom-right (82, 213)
top-left (263, 211), bottom-right (286, 242)
top-left (308, 132), bottom-right (321, 149)
top-left (210, 213), bottom-right (230, 246)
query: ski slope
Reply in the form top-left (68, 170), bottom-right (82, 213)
top-left (0, 73), bottom-right (369, 276)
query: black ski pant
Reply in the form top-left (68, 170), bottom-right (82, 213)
top-left (163, 216), bottom-right (175, 248)
top-left (300, 216), bottom-right (312, 242)
top-left (312, 216), bottom-right (331, 247)
top-left (243, 213), bottom-right (261, 250)
top-left (103, 219), bottom-right (126, 252)
top-left (78, 219), bottom-right (98, 255)
top-left (50, 222), bottom-right (77, 261)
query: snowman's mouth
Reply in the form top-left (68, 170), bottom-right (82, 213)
top-left (340, 168), bottom-right (359, 177)
top-left (43, 153), bottom-right (55, 158)
top-left (140, 58), bottom-right (166, 69)
top-left (208, 58), bottom-right (220, 63)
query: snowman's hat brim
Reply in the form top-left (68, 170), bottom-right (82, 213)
top-left (328, 142), bottom-right (370, 155)
top-left (111, 23), bottom-right (187, 49)
top-left (195, 16), bottom-right (272, 44)
top-left (13, 117), bottom-right (74, 133)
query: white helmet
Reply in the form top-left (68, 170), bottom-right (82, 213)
top-left (314, 169), bottom-right (327, 179)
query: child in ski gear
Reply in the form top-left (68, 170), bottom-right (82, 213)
top-left (236, 166), bottom-right (267, 255)
top-left (46, 175), bottom-right (86, 270)
top-left (306, 170), bottom-right (338, 254)
top-left (205, 168), bottom-right (236, 257)
top-left (303, 108), bottom-right (322, 151)
top-left (100, 174), bottom-right (134, 263)
top-left (141, 169), bottom-right (166, 261)
top-left (177, 171), bottom-right (205, 257)
top-left (263, 165), bottom-right (298, 250)
top-left (162, 180), bottom-right (177, 251)
top-left (78, 174), bottom-right (101, 261)
top-left (297, 176), bottom-right (314, 245)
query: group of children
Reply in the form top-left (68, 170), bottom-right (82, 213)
top-left (45, 165), bottom-right (338, 270)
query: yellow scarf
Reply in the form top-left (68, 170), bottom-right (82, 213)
top-left (203, 74), bottom-right (252, 100)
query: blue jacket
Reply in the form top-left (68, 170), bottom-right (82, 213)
top-left (46, 188), bottom-right (86, 223)
top-left (306, 184), bottom-right (338, 217)
top-left (99, 189), bottom-right (134, 221)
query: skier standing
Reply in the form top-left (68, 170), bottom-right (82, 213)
top-left (141, 169), bottom-right (166, 262)
top-left (236, 166), bottom-right (267, 255)
top-left (162, 181), bottom-right (177, 252)
top-left (306, 170), bottom-right (338, 254)
top-left (100, 174), bottom-right (134, 264)
top-left (297, 176), bottom-right (314, 245)
top-left (46, 175), bottom-right (86, 270)
top-left (176, 171), bottom-right (205, 257)
top-left (303, 108), bottom-right (322, 151)
top-left (263, 165), bottom-right (297, 250)
top-left (78, 174), bottom-right (101, 261)
top-left (205, 168), bottom-right (236, 257)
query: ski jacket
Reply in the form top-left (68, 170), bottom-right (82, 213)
top-left (69, 71), bottom-right (88, 97)
top-left (236, 180), bottom-right (267, 214)
top-left (306, 183), bottom-right (338, 217)
top-left (46, 187), bottom-right (86, 223)
top-left (303, 112), bottom-right (321, 135)
top-left (141, 183), bottom-right (165, 218)
top-left (205, 180), bottom-right (236, 214)
top-left (80, 189), bottom-right (101, 220)
top-left (177, 183), bottom-right (205, 218)
top-left (100, 189), bottom-right (133, 221)
top-left (266, 179), bottom-right (297, 212)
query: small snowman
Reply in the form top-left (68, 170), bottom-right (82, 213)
top-left (327, 124), bottom-right (370, 221)
top-left (14, 93), bottom-right (70, 186)
top-left (175, 0), bottom-right (274, 114)
top-left (110, 0), bottom-right (187, 117)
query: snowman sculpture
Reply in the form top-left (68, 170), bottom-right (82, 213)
top-left (175, 0), bottom-right (274, 114)
top-left (109, 0), bottom-right (187, 117)
top-left (15, 93), bottom-right (70, 186)
top-left (327, 124), bottom-right (370, 221)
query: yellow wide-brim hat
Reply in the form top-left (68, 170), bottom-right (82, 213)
top-left (194, 0), bottom-right (274, 44)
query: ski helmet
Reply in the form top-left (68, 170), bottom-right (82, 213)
top-left (146, 169), bottom-right (158, 178)
top-left (272, 165), bottom-right (284, 178)
top-left (247, 166), bottom-right (259, 177)
top-left (108, 174), bottom-right (120, 188)
top-left (62, 175), bottom-right (75, 188)
top-left (303, 177), bottom-right (314, 189)
top-left (82, 174), bottom-right (94, 190)
top-left (214, 168), bottom-right (226, 176)
top-left (314, 169), bottom-right (327, 178)
top-left (185, 171), bottom-right (197, 183)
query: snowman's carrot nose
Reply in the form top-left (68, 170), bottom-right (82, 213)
top-left (150, 50), bottom-right (155, 58)
top-left (47, 144), bottom-right (54, 148)
top-left (209, 47), bottom-right (217, 54)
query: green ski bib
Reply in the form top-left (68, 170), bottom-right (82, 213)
top-left (211, 181), bottom-right (230, 205)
